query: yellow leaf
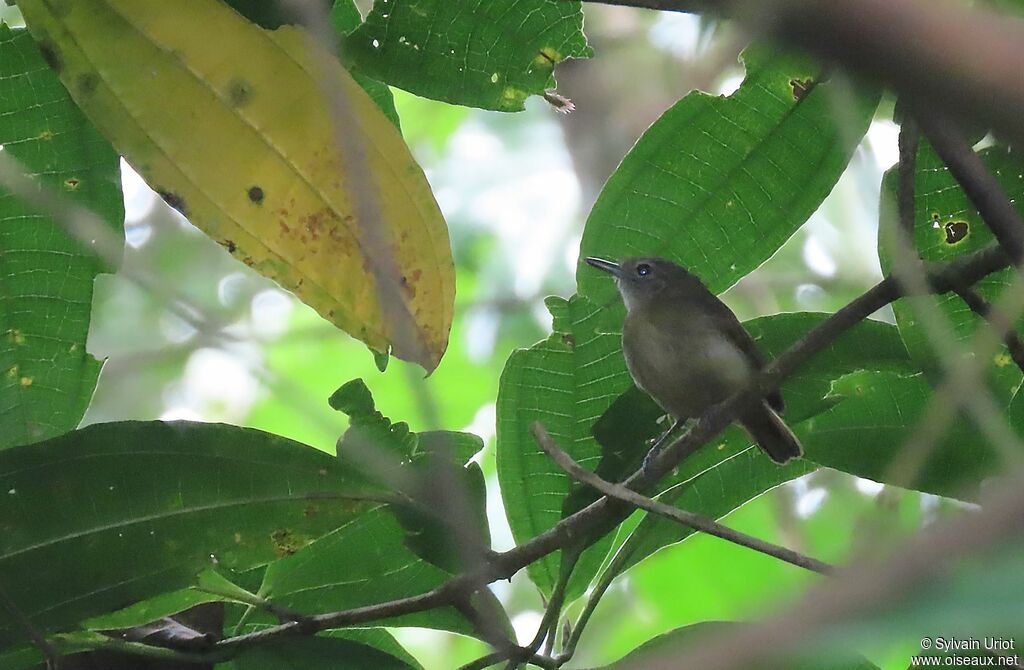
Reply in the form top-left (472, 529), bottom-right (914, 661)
top-left (20, 0), bottom-right (455, 370)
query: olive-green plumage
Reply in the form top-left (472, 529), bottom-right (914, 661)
top-left (586, 256), bottom-right (802, 464)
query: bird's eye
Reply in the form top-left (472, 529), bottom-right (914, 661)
top-left (636, 263), bottom-right (651, 277)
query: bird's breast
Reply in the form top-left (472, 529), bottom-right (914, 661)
top-left (622, 312), bottom-right (753, 418)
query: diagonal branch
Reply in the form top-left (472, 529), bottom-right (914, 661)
top-left (531, 423), bottom-right (834, 575)
top-left (625, 470), bottom-right (1024, 670)
top-left (576, 0), bottom-right (1024, 148)
top-left (955, 286), bottom-right (1024, 375)
top-left (101, 240), bottom-right (996, 662)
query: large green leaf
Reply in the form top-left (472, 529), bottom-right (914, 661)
top-left (578, 47), bottom-right (879, 307)
top-left (0, 421), bottom-right (382, 647)
top-left (329, 0), bottom-right (401, 129)
top-left (255, 506), bottom-right (505, 636)
top-left (600, 621), bottom-right (879, 670)
top-left (330, 378), bottom-right (489, 573)
top-left (801, 371), bottom-right (1004, 500)
top-left (222, 627), bottom-right (424, 670)
top-left (0, 25), bottom-right (122, 449)
top-left (880, 141), bottom-right (1024, 408)
top-left (253, 380), bottom-right (502, 637)
top-left (496, 294), bottom-right (626, 598)
top-left (497, 308), bottom-right (912, 598)
top-left (499, 48), bottom-right (875, 598)
top-left (342, 0), bottom-right (592, 111)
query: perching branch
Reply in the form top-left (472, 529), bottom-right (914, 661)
top-left (531, 423), bottom-right (834, 576)
top-left (207, 240), bottom-right (1009, 659)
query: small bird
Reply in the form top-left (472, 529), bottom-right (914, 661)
top-left (585, 256), bottom-right (802, 464)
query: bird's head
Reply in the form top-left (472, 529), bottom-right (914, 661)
top-left (585, 256), bottom-right (704, 312)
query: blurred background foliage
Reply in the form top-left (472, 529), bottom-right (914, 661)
top-left (0, 1), bottom-right (950, 667)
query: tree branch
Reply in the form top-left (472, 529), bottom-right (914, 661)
top-left (576, 0), bottom-right (1024, 147)
top-left (955, 286), bottom-right (1024, 375)
top-left (628, 470), bottom-right (1024, 670)
top-left (531, 423), bottom-right (834, 575)
top-left (103, 240), bottom-right (1004, 663)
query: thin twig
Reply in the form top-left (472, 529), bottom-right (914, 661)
top-left (531, 424), bottom-right (834, 575)
top-left (134, 241), bottom-right (1006, 660)
top-left (0, 582), bottom-right (60, 668)
top-left (511, 546), bottom-right (581, 668)
top-left (628, 470), bottom-right (1024, 670)
top-left (457, 649), bottom-right (560, 670)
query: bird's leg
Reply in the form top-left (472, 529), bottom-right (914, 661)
top-left (641, 417), bottom-right (685, 476)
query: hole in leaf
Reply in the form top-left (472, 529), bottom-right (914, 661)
top-left (944, 220), bottom-right (969, 244)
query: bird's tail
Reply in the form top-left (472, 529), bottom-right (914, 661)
top-left (739, 401), bottom-right (803, 464)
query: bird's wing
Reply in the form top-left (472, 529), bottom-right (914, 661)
top-left (701, 292), bottom-right (786, 413)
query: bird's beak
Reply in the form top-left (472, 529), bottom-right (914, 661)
top-left (585, 257), bottom-right (621, 277)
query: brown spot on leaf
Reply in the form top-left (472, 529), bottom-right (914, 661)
top-left (270, 529), bottom-right (301, 557)
top-left (64, 178), bottom-right (80, 190)
top-left (303, 505), bottom-right (318, 517)
top-left (157, 190), bottom-right (188, 217)
top-left (226, 78), bottom-right (254, 107)
top-left (944, 220), bottom-right (969, 244)
top-left (221, 239), bottom-right (237, 254)
top-left (561, 334), bottom-right (576, 348)
top-left (76, 73), bottom-right (99, 98)
top-left (37, 41), bottom-right (62, 72)
top-left (790, 78), bottom-right (814, 101)
top-left (247, 186), bottom-right (264, 204)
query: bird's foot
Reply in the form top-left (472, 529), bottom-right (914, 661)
top-left (640, 444), bottom-right (662, 478)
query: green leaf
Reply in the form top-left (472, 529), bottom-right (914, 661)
top-left (331, 378), bottom-right (489, 572)
top-left (589, 315), bottom-right (912, 586)
top-left (342, 0), bottom-right (592, 111)
top-left (610, 449), bottom-right (816, 581)
top-left (585, 313), bottom-right (914, 498)
top-left (330, 0), bottom-right (401, 129)
top-left (0, 421), bottom-right (382, 647)
top-left (224, 628), bottom-right (423, 670)
top-left (0, 631), bottom-right (117, 670)
top-left (879, 141), bottom-right (1024, 409)
top-left (801, 371), bottom-right (1004, 500)
top-left (0, 25), bottom-right (123, 449)
top-left (255, 505), bottom-right (507, 636)
top-left (497, 294), bottom-right (627, 598)
top-left (599, 621), bottom-right (879, 670)
top-left (499, 308), bottom-right (913, 598)
top-left (81, 588), bottom-right (223, 631)
top-left (578, 47), bottom-right (879, 309)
